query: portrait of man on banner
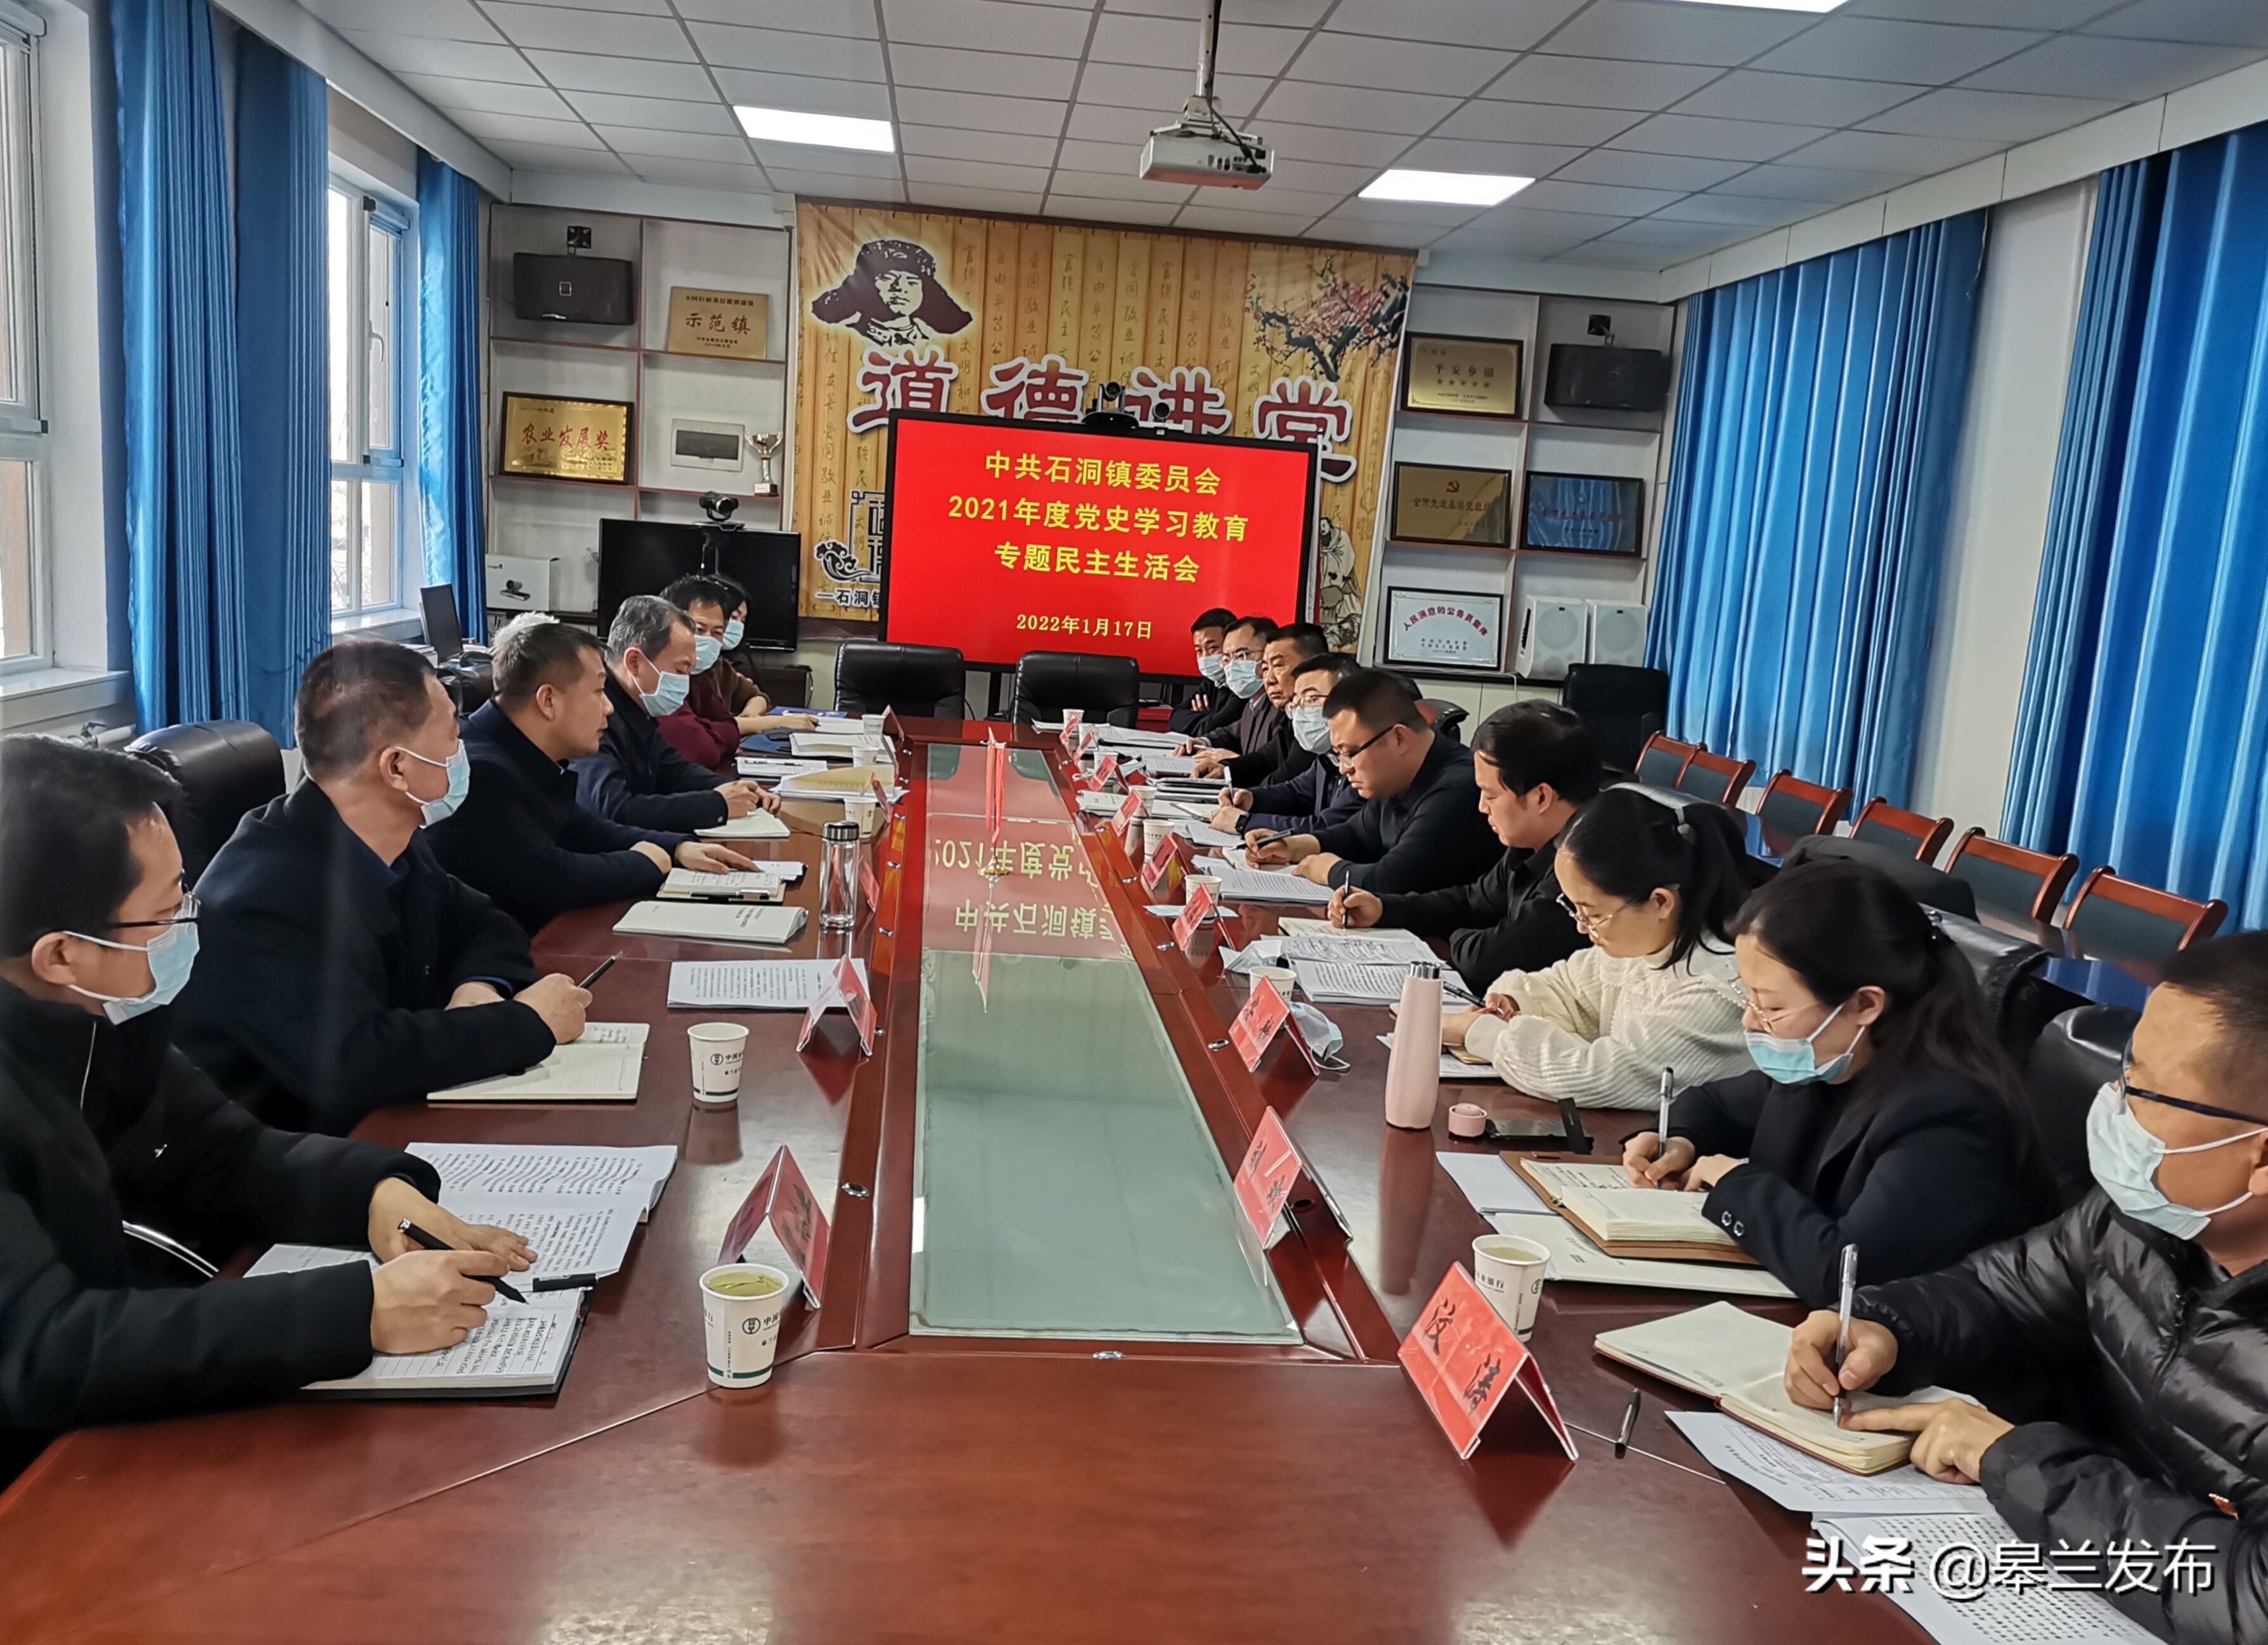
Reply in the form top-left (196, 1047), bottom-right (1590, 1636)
top-left (810, 238), bottom-right (974, 347)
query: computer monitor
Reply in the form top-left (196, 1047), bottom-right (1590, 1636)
top-left (420, 585), bottom-right (465, 662)
top-left (595, 519), bottom-right (801, 649)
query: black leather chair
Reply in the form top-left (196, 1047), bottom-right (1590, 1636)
top-left (2026, 1004), bottom-right (2135, 1207)
top-left (833, 641), bottom-right (968, 718)
top-left (1780, 835), bottom-right (1978, 920)
top-left (1417, 698), bottom-right (1469, 743)
top-left (1933, 909), bottom-right (2068, 1063)
top-left (126, 720), bottom-right (286, 883)
top-left (1562, 663), bottom-right (1669, 774)
top-left (1010, 649), bottom-right (1139, 727)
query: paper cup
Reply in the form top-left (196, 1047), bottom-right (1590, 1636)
top-left (1186, 873), bottom-right (1222, 909)
top-left (1252, 964), bottom-right (1297, 992)
top-left (701, 1263), bottom-right (792, 1388)
top-left (688, 1022), bottom-right (749, 1105)
top-left (1472, 1234), bottom-right (1550, 1339)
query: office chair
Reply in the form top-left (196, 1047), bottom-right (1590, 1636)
top-left (1779, 835), bottom-right (1977, 921)
top-left (126, 720), bottom-right (286, 883)
top-left (1944, 829), bottom-right (2080, 923)
top-left (834, 641), bottom-right (968, 718)
top-left (2026, 1005), bottom-right (2136, 1208)
top-left (2064, 868), bottom-right (2226, 965)
top-left (1560, 663), bottom-right (1669, 774)
top-left (1851, 797), bottom-right (1957, 865)
top-left (1010, 649), bottom-right (1140, 727)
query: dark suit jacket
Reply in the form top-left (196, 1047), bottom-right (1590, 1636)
top-left (1242, 748), bottom-right (1361, 836)
top-left (1311, 732), bottom-right (1501, 895)
top-left (1378, 834), bottom-right (1587, 994)
top-left (428, 703), bottom-right (677, 934)
top-left (0, 985), bottom-right (438, 1479)
top-left (1222, 696), bottom-right (1291, 786)
top-left (176, 782), bottom-right (554, 1135)
top-left (571, 673), bottom-right (731, 833)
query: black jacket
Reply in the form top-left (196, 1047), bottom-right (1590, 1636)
top-left (176, 782), bottom-right (555, 1135)
top-left (1311, 732), bottom-right (1500, 895)
top-left (1862, 1195), bottom-right (2268, 1645)
top-left (1378, 835), bottom-right (1586, 996)
top-left (1671, 1060), bottom-right (2049, 1310)
top-left (0, 986), bottom-right (439, 1479)
top-left (429, 702), bottom-right (676, 934)
top-left (571, 673), bottom-right (730, 834)
top-left (1243, 747), bottom-right (1361, 837)
top-left (1219, 696), bottom-right (1290, 786)
top-left (1172, 686), bottom-right (1236, 736)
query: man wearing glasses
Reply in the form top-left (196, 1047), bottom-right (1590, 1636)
top-left (1784, 931), bottom-right (2268, 1644)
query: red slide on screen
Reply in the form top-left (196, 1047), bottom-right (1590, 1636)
top-left (881, 412), bottom-right (1317, 675)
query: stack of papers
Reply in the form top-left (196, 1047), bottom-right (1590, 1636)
top-left (613, 902), bottom-right (807, 946)
top-left (776, 766), bottom-right (890, 800)
top-left (1280, 930), bottom-right (1434, 965)
top-left (1493, 1214), bottom-right (1795, 1298)
top-left (668, 958), bottom-right (871, 1010)
top-left (1170, 821), bottom-right (1242, 849)
top-left (697, 810), bottom-right (793, 842)
top-left (1190, 856), bottom-right (1337, 906)
top-left (1385, 1034), bottom-right (1505, 1081)
top-left (1092, 725), bottom-right (1188, 750)
top-left (788, 732), bottom-right (872, 760)
top-left (737, 757), bottom-right (826, 781)
top-left (1668, 1412), bottom-right (1985, 1514)
top-left (430, 1023), bottom-right (649, 1103)
top-left (661, 868), bottom-right (786, 901)
top-left (409, 1140), bottom-right (678, 1217)
top-left (1810, 1512), bottom-right (2161, 1643)
top-left (1133, 753), bottom-right (1203, 777)
top-left (1075, 790), bottom-right (1127, 816)
top-left (1437, 1150), bottom-right (1553, 1215)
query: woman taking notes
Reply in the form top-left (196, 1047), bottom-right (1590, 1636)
top-left (1621, 859), bottom-right (2056, 1308)
top-left (1441, 787), bottom-right (1753, 1109)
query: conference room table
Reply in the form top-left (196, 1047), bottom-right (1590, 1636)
top-left (0, 720), bottom-right (1942, 1644)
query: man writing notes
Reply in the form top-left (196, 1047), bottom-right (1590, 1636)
top-left (1785, 932), bottom-right (2268, 1645)
top-left (573, 594), bottom-right (779, 834)
top-left (1191, 621), bottom-right (1326, 788)
top-left (429, 616), bottom-right (758, 933)
top-left (178, 643), bottom-right (586, 1135)
top-left (0, 738), bottom-right (526, 1482)
top-left (1247, 668), bottom-right (1500, 895)
top-left (1329, 701), bottom-right (1598, 994)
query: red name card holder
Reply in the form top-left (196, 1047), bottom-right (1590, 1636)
top-left (1093, 753), bottom-right (1121, 791)
top-left (1058, 708), bottom-right (1084, 752)
top-left (796, 956), bottom-right (876, 1056)
top-left (1231, 1107), bottom-right (1352, 1251)
top-left (1108, 789), bottom-right (1143, 849)
top-left (1173, 880), bottom-right (1218, 961)
top-left (1399, 1265), bottom-right (1577, 1462)
top-left (1140, 831), bottom-right (1184, 899)
top-left (1226, 975), bottom-right (1319, 1075)
top-left (718, 1145), bottom-right (833, 1306)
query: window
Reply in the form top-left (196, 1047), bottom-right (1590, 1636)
top-left (327, 181), bottom-right (411, 622)
top-left (0, 14), bottom-right (44, 668)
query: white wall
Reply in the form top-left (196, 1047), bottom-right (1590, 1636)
top-left (1906, 181), bottom-right (2095, 832)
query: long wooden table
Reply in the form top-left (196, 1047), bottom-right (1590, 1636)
top-left (0, 720), bottom-right (1929, 1643)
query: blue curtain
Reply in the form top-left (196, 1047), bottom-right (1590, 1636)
top-left (233, 32), bottom-right (328, 744)
top-left (112, 0), bottom-right (245, 731)
top-left (1646, 212), bottom-right (1988, 807)
top-left (417, 153), bottom-right (484, 632)
top-left (2002, 131), bottom-right (2268, 928)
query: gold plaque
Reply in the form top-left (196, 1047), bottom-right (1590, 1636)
top-left (1390, 462), bottom-right (1512, 549)
top-left (1401, 333), bottom-right (1522, 419)
top-left (668, 286), bottom-right (772, 360)
top-left (498, 393), bottom-right (633, 484)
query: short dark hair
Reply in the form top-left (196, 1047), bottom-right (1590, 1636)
top-left (661, 574), bottom-right (731, 616)
top-left (1472, 702), bottom-right (1604, 804)
top-left (1293, 650), bottom-right (1359, 685)
top-left (1323, 667), bottom-right (1425, 734)
top-left (607, 594), bottom-right (688, 663)
top-left (1226, 614), bottom-right (1278, 644)
top-left (297, 641), bottom-right (445, 779)
top-left (1191, 607), bottom-right (1236, 634)
top-left (0, 737), bottom-right (181, 956)
top-left (2163, 932), bottom-right (2268, 1086)
top-left (711, 573), bottom-right (749, 616)
top-left (1271, 621), bottom-right (1328, 663)
top-left (491, 615), bottom-right (604, 710)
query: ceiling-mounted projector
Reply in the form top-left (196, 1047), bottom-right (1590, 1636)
top-left (1138, 1), bottom-right (1271, 191)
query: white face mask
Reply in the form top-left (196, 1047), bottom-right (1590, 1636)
top-left (1290, 705), bottom-right (1332, 754)
top-left (399, 744), bottom-right (470, 827)
top-left (637, 657), bottom-right (692, 717)
top-left (2086, 1081), bottom-right (2264, 1239)
top-left (692, 634), bottom-right (722, 672)
top-left (722, 618), bottom-right (744, 650)
top-left (1196, 651), bottom-right (1227, 685)
top-left (1224, 656), bottom-right (1264, 699)
top-left (65, 901), bottom-right (202, 1025)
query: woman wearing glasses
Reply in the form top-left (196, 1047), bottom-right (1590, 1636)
top-left (1621, 857), bottom-right (2056, 1308)
top-left (1444, 785), bottom-right (1753, 1109)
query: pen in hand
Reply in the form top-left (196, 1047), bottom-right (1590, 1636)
top-left (1654, 1066), bottom-right (1675, 1169)
top-left (1832, 1241), bottom-right (1859, 1425)
top-left (576, 953), bottom-right (619, 991)
top-left (398, 1220), bottom-right (527, 1304)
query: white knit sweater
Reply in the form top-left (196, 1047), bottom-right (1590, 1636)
top-left (1461, 940), bottom-right (1751, 1110)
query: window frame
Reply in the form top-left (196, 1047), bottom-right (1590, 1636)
top-left (327, 176), bottom-right (416, 628)
top-left (0, 3), bottom-right (49, 676)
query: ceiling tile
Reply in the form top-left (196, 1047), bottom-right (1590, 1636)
top-left (1044, 169), bottom-right (1196, 204)
top-left (1610, 113), bottom-right (1827, 162)
top-left (397, 75), bottom-right (573, 119)
top-left (1264, 155), bottom-right (1383, 193)
top-left (1514, 178), bottom-right (1688, 216)
top-left (1176, 204), bottom-right (1325, 237)
top-left (1394, 136), bottom-right (1584, 177)
top-left (1749, 18), bottom-right (2046, 84)
top-left (905, 183), bottom-right (1048, 212)
top-left (481, 139), bottom-right (631, 173)
top-left (1087, 15), bottom-right (1308, 75)
top-left (1961, 33), bottom-right (2261, 98)
top-left (1073, 63), bottom-right (1270, 117)
top-left (1458, 203), bottom-right (1635, 240)
top-left (1430, 224), bottom-right (1598, 257)
top-left (1780, 128), bottom-right (2005, 173)
top-left (1856, 86), bottom-right (2117, 141)
top-left (1254, 81), bottom-right (1460, 137)
top-left (558, 89), bottom-right (740, 133)
top-left (674, 0), bottom-right (881, 34)
top-left (1598, 216), bottom-right (1746, 248)
top-left (303, 0), bottom-right (500, 42)
top-left (899, 86), bottom-right (1069, 136)
top-left (625, 156), bottom-right (770, 190)
top-left (897, 124), bottom-right (1063, 166)
top-left (342, 32), bottom-right (542, 84)
top-left (2083, 0), bottom-right (2268, 46)
top-left (1652, 192), bottom-right (1815, 225)
top-left (904, 155), bottom-right (1056, 190)
top-left (1065, 102), bottom-right (1176, 144)
top-left (448, 110), bottom-right (609, 147)
top-left (595, 126), bottom-right (753, 163)
top-left (1184, 183), bottom-right (1347, 214)
top-left (1557, 239), bottom-right (1686, 268)
top-left (889, 44), bottom-right (1080, 100)
top-left (689, 23), bottom-right (885, 79)
top-left (884, 0), bottom-right (1098, 57)
top-left (1042, 195), bottom-right (1188, 226)
top-left (1479, 53), bottom-right (1723, 112)
top-left (502, 0), bottom-right (673, 12)
top-left (1843, 0), bottom-right (2122, 24)
top-left (1437, 100), bottom-right (1643, 148)
top-left (1306, 205), bottom-right (1451, 243)
top-left (1056, 136), bottom-right (1142, 172)
top-left (1713, 162), bottom-right (1905, 202)
top-left (747, 142), bottom-right (902, 178)
top-left (767, 169), bottom-right (907, 203)
top-left (481, 3), bottom-right (693, 60)
top-left (710, 68), bottom-right (891, 119)
top-left (1544, 1), bottom-right (1817, 68)
top-left (1323, 0), bottom-right (1590, 51)
top-left (1283, 34), bottom-right (1514, 97)
top-left (1553, 148), bottom-right (1751, 192)
top-left (1672, 70), bottom-right (1922, 128)
top-left (523, 51), bottom-right (717, 100)
top-left (1111, 0), bottom-right (1335, 19)
top-left (1238, 119), bottom-right (1416, 167)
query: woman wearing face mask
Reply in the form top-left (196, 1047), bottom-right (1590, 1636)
top-left (1622, 859), bottom-right (2056, 1309)
top-left (658, 576), bottom-right (816, 773)
top-left (1443, 787), bottom-right (1753, 1108)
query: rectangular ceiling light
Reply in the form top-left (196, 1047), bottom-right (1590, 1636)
top-left (1666, 0), bottom-right (1847, 11)
top-left (1360, 169), bottom-right (1532, 207)
top-left (732, 105), bottom-right (895, 153)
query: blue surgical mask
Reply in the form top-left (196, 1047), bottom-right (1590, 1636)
top-left (639, 659), bottom-right (691, 717)
top-left (693, 634), bottom-right (722, 672)
top-left (722, 618), bottom-right (744, 650)
top-left (2087, 1082), bottom-right (2262, 1239)
top-left (1197, 651), bottom-right (1228, 685)
top-left (1745, 1001), bottom-right (1857, 1085)
top-left (1290, 705), bottom-right (1332, 754)
top-left (1224, 656), bottom-right (1264, 699)
top-left (402, 744), bottom-right (470, 827)
top-left (67, 916), bottom-right (201, 1025)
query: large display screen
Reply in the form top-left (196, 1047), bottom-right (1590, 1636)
top-left (881, 412), bottom-right (1316, 673)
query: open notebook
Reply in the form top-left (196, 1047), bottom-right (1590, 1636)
top-left (430, 1023), bottom-right (647, 1103)
top-left (1513, 1157), bottom-right (1754, 1263)
top-left (659, 868), bottom-right (786, 902)
top-left (696, 810), bottom-right (792, 842)
top-left (1595, 1302), bottom-right (1973, 1474)
top-left (613, 902), bottom-right (807, 945)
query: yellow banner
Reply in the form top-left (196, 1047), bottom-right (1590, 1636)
top-left (793, 202), bottom-right (1412, 650)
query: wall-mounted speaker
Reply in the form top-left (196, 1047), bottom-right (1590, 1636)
top-left (1515, 597), bottom-right (1588, 682)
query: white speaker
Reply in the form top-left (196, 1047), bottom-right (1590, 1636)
top-left (1514, 597), bottom-right (1588, 682)
top-left (1588, 601), bottom-right (1650, 666)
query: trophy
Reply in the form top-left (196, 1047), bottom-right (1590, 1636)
top-left (748, 431), bottom-right (782, 499)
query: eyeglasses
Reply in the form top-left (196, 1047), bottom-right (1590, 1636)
top-left (1731, 979), bottom-right (1837, 1036)
top-left (1555, 890), bottom-right (1633, 935)
top-left (2120, 1043), bottom-right (2263, 1128)
top-left (103, 890), bottom-right (200, 933)
top-left (1332, 725), bottom-right (1394, 769)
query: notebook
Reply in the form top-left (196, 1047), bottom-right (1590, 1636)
top-left (1594, 1303), bottom-right (1973, 1475)
top-left (429, 1023), bottom-right (648, 1102)
top-left (659, 868), bottom-right (786, 902)
top-left (1496, 1215), bottom-right (1794, 1299)
top-left (776, 766), bottom-right (890, 800)
top-left (1512, 1156), bottom-right (1753, 1263)
top-left (613, 901), bottom-right (808, 946)
top-left (696, 810), bottom-right (792, 841)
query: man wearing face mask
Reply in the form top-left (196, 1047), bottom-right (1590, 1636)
top-left (1183, 616), bottom-right (1276, 774)
top-left (1171, 608), bottom-right (1240, 736)
top-left (572, 595), bottom-right (779, 835)
top-left (1783, 932), bottom-right (2268, 1644)
top-left (0, 739), bottom-right (528, 1483)
top-left (177, 643), bottom-right (582, 1135)
top-left (1191, 620), bottom-right (1324, 786)
top-left (1209, 652), bottom-right (1363, 838)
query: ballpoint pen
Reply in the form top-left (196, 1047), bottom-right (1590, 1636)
top-left (1614, 1389), bottom-right (1641, 1459)
top-left (398, 1220), bottom-right (527, 1304)
top-left (1832, 1242), bottom-right (1859, 1425)
top-left (531, 1272), bottom-right (602, 1292)
top-left (576, 954), bottom-right (620, 990)
top-left (1655, 1066), bottom-right (1675, 1164)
